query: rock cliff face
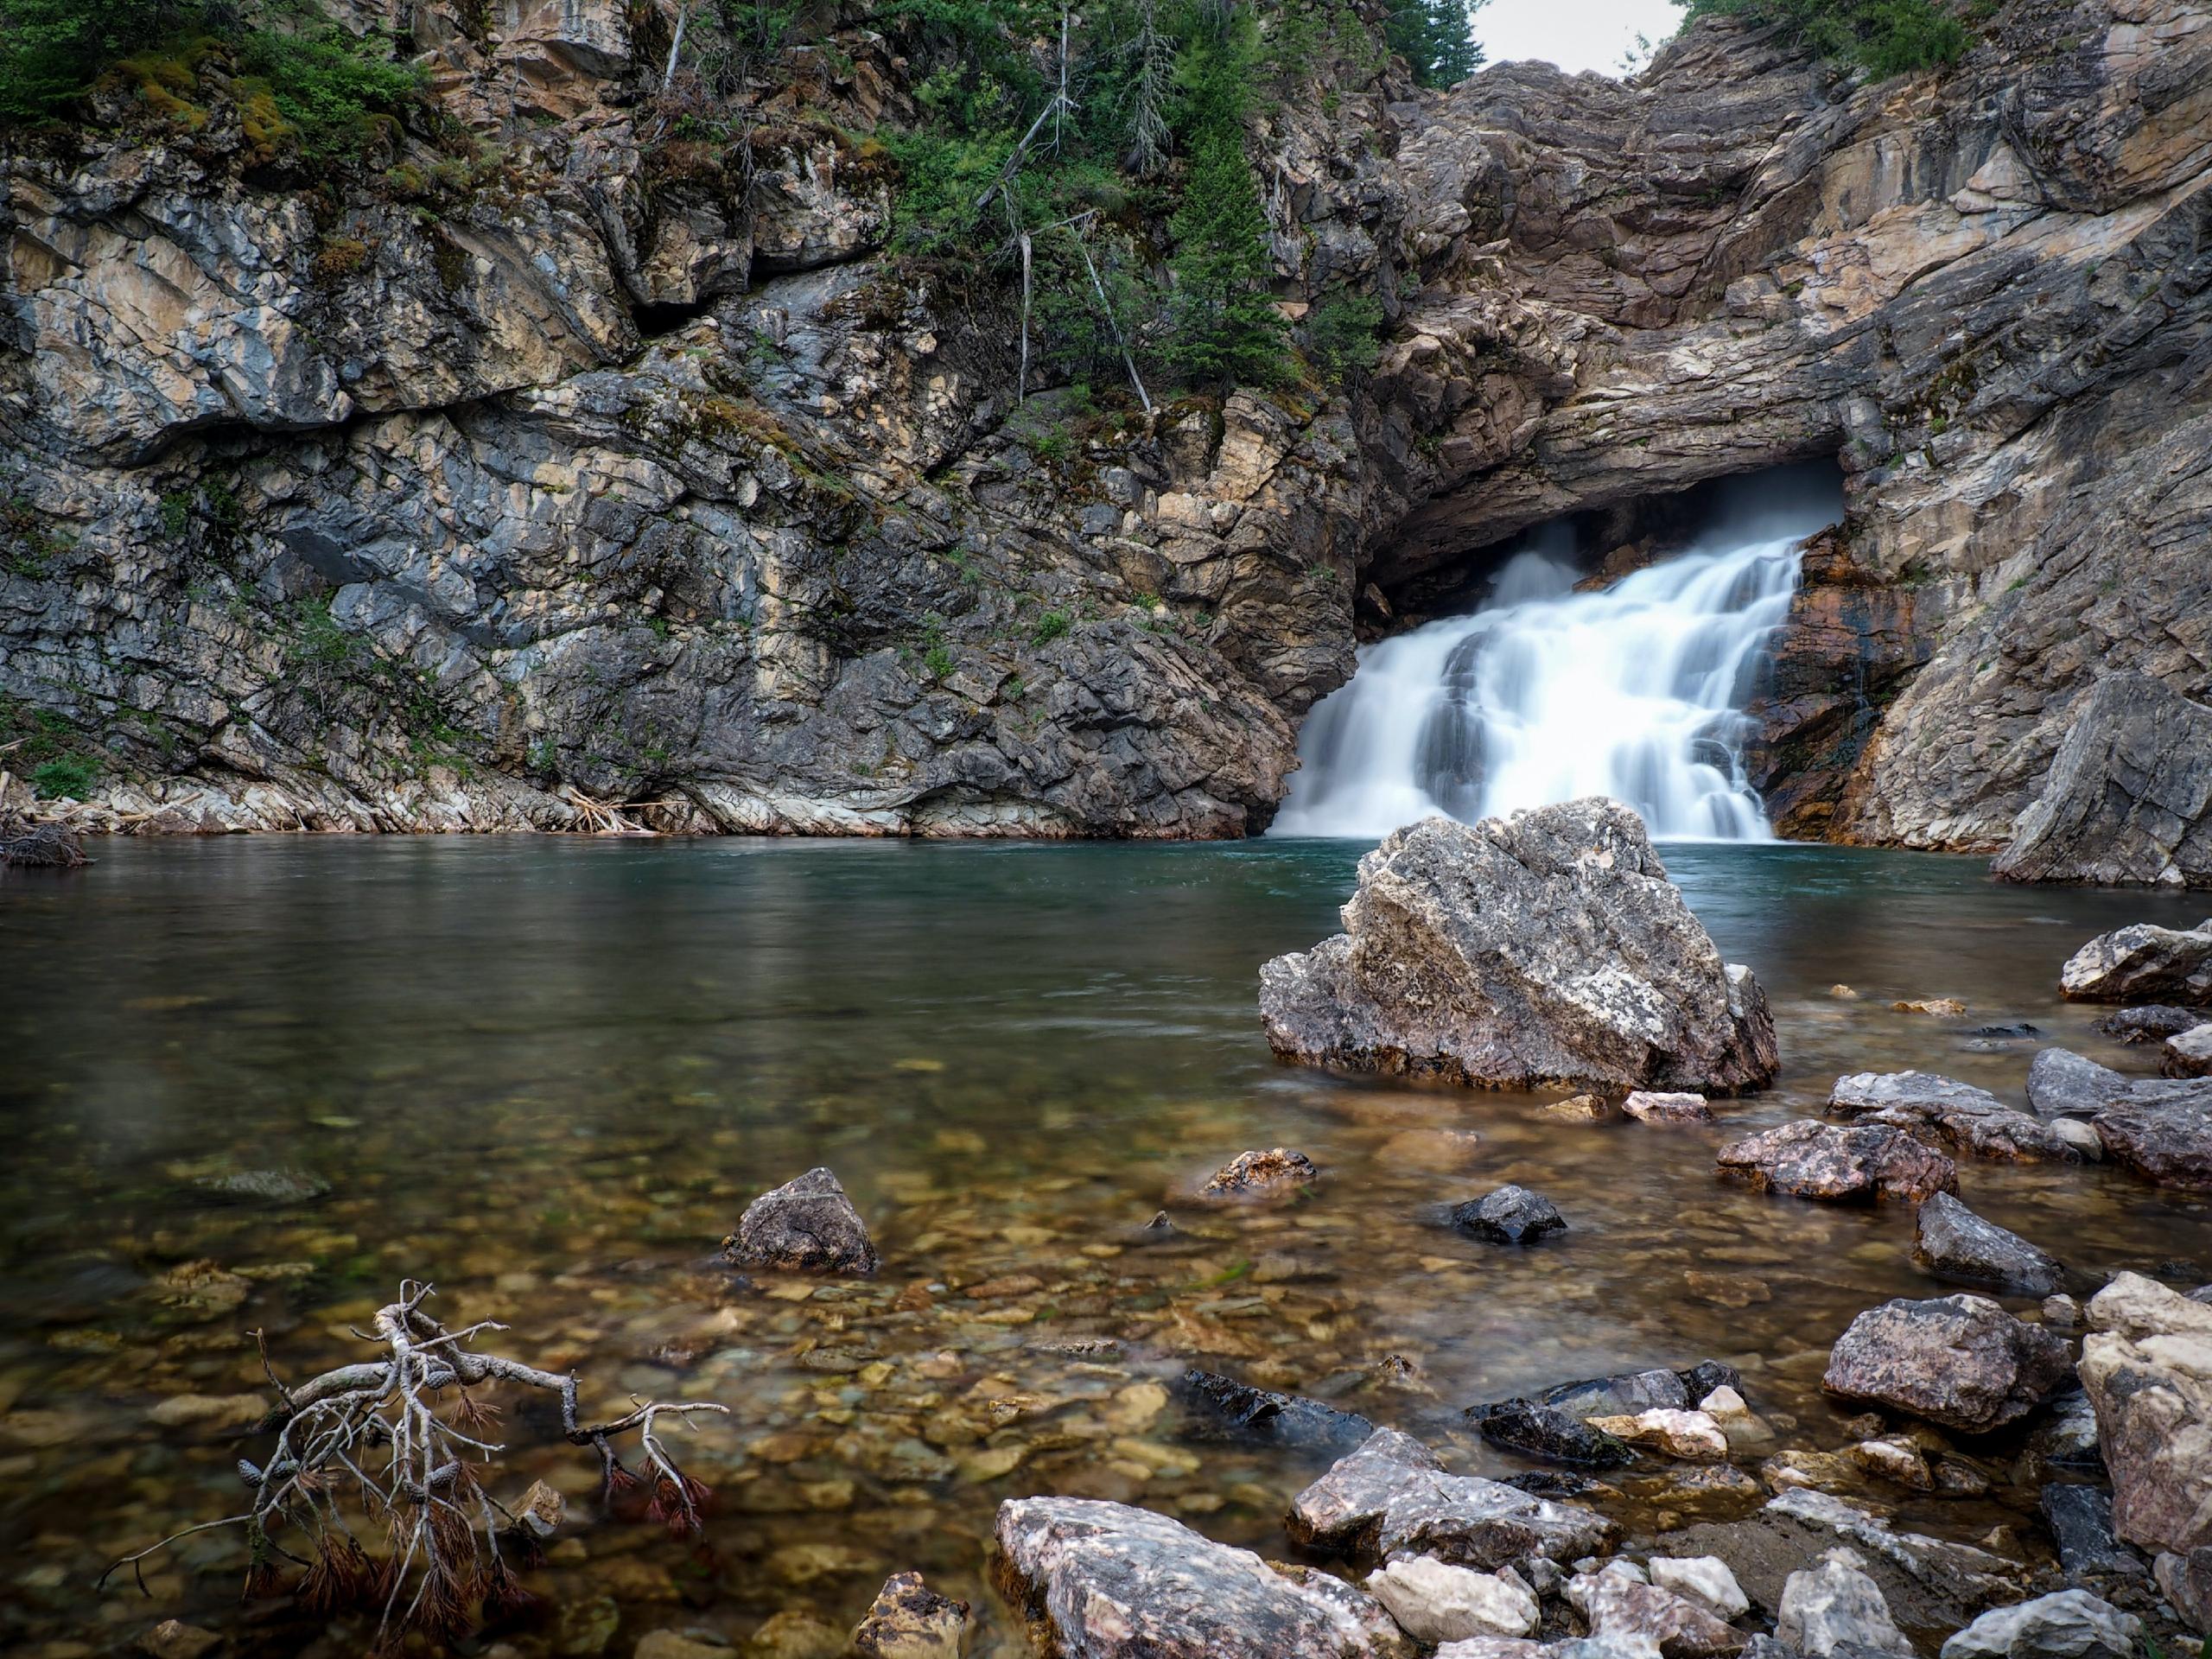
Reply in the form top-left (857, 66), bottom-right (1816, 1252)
top-left (3, 0), bottom-right (2208, 853)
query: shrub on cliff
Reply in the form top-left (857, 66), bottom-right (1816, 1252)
top-left (0, 0), bottom-right (422, 152)
top-left (1675, 0), bottom-right (1971, 75)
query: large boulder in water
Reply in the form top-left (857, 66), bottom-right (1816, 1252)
top-left (1821, 1294), bottom-right (2072, 1433)
top-left (992, 1496), bottom-right (1414, 1658)
top-left (1259, 800), bottom-right (1777, 1093)
top-left (1993, 674), bottom-right (2212, 889)
top-left (2060, 920), bottom-right (2212, 1005)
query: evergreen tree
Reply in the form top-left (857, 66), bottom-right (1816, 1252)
top-left (1386, 0), bottom-right (1485, 88)
top-left (1163, 18), bottom-right (1287, 387)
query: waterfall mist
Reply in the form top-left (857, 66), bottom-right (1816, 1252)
top-left (1274, 464), bottom-right (1844, 841)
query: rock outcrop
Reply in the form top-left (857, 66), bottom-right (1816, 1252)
top-left (1260, 801), bottom-right (1777, 1092)
top-left (4, 2), bottom-right (2211, 855)
top-left (1995, 677), bottom-right (2212, 889)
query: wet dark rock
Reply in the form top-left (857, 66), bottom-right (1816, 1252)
top-left (1452, 1185), bottom-right (1567, 1245)
top-left (1180, 1369), bottom-right (1376, 1451)
top-left (1821, 1294), bottom-right (2073, 1433)
top-left (2060, 921), bottom-right (2212, 1006)
top-left (2096, 1007), bottom-right (2203, 1045)
top-left (1468, 1399), bottom-right (1637, 1468)
top-left (2039, 1485), bottom-right (2143, 1582)
top-left (1680, 1360), bottom-right (1745, 1402)
top-left (1200, 1147), bottom-right (1319, 1199)
top-left (1716, 1120), bottom-right (1957, 1204)
top-left (1911, 1192), bottom-right (2065, 1296)
top-left (993, 1496), bottom-right (1414, 1658)
top-left (850, 1570), bottom-right (970, 1658)
top-left (2025, 1050), bottom-right (2129, 1121)
top-left (1827, 1071), bottom-right (2074, 1161)
top-left (193, 1167), bottom-right (332, 1205)
top-left (1974, 1024), bottom-right (2043, 1039)
top-left (1535, 1362), bottom-right (1742, 1422)
top-left (1937, 1588), bottom-right (2142, 1659)
top-left (2078, 1272), bottom-right (2212, 1557)
top-left (1258, 801), bottom-right (1778, 1094)
top-left (722, 1166), bottom-right (879, 1275)
top-left (2165, 1025), bottom-right (2212, 1078)
top-left (2091, 1081), bottom-right (2212, 1189)
top-left (1287, 1426), bottom-right (1615, 1568)
top-left (1993, 673), bottom-right (2212, 889)
top-left (1502, 1469), bottom-right (1613, 1498)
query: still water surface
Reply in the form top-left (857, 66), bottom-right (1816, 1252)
top-left (2, 837), bottom-right (2209, 1655)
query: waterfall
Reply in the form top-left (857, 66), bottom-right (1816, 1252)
top-left (1274, 467), bottom-right (1841, 841)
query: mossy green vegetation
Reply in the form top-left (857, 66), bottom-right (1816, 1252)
top-left (0, 0), bottom-right (423, 156)
top-left (1675, 0), bottom-right (1971, 75)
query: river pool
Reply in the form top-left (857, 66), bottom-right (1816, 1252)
top-left (1, 837), bottom-right (2206, 1656)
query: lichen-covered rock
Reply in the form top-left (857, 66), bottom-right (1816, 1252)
top-left (993, 1497), bottom-right (1413, 1658)
top-left (1199, 1148), bottom-right (1319, 1199)
top-left (721, 1166), bottom-right (878, 1274)
top-left (1260, 802), bottom-right (1777, 1094)
top-left (1827, 1071), bottom-right (2074, 1161)
top-left (2061, 923), bottom-right (2212, 1006)
top-left (1716, 1120), bottom-right (1957, 1204)
top-left (2077, 1272), bottom-right (2212, 1557)
top-left (1910, 1192), bottom-right (2065, 1296)
top-left (1995, 676), bottom-right (2212, 889)
top-left (1821, 1294), bottom-right (2072, 1433)
top-left (1287, 1427), bottom-right (1614, 1568)
top-left (850, 1571), bottom-right (969, 1659)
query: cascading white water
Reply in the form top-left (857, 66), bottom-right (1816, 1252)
top-left (1274, 467), bottom-right (1842, 841)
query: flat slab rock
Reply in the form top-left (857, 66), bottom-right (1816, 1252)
top-left (1288, 1427), bottom-right (1615, 1568)
top-left (1822, 1294), bottom-right (2073, 1433)
top-left (1911, 1191), bottom-right (2066, 1296)
top-left (1827, 1071), bottom-right (2075, 1161)
top-left (993, 1497), bottom-right (1414, 1659)
top-left (1717, 1120), bottom-right (1957, 1203)
top-left (1259, 800), bottom-right (1778, 1093)
top-left (2060, 920), bottom-right (2212, 1006)
top-left (722, 1166), bottom-right (879, 1274)
top-left (2026, 1049), bottom-right (2131, 1120)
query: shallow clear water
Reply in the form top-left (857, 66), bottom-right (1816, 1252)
top-left (3, 837), bottom-right (2209, 1656)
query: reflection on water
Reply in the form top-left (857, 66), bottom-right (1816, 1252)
top-left (2, 837), bottom-right (2209, 1655)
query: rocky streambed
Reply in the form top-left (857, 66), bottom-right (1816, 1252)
top-left (4, 833), bottom-right (2212, 1657)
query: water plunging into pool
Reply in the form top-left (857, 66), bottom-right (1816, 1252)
top-left (1274, 467), bottom-right (1844, 840)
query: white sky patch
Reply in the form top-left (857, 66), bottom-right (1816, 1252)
top-left (1476, 0), bottom-right (1687, 77)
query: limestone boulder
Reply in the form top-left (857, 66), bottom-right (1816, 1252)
top-left (1365, 1557), bottom-right (1540, 1643)
top-left (2091, 1082), bottom-right (2212, 1189)
top-left (2061, 923), bottom-right (2212, 1006)
top-left (2077, 1273), bottom-right (2212, 1557)
top-left (993, 1497), bottom-right (1413, 1658)
top-left (1260, 802), bottom-right (1777, 1094)
top-left (1775, 1549), bottom-right (1912, 1658)
top-left (1938, 1589), bottom-right (2141, 1659)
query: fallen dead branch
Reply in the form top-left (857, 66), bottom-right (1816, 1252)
top-left (101, 1282), bottom-right (727, 1647)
